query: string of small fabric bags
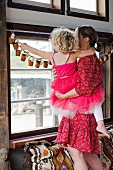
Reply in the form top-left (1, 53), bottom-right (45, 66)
top-left (8, 31), bottom-right (112, 66)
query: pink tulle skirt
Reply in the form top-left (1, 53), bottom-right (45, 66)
top-left (50, 75), bottom-right (105, 118)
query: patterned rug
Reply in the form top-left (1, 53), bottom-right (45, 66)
top-left (23, 140), bottom-right (73, 170)
top-left (98, 125), bottom-right (113, 170)
top-left (23, 126), bottom-right (113, 170)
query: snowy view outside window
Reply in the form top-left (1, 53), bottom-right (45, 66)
top-left (10, 39), bottom-right (57, 134)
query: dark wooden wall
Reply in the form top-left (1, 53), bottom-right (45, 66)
top-left (0, 0), bottom-right (10, 169)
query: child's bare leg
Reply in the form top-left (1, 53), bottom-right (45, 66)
top-left (84, 153), bottom-right (103, 170)
top-left (68, 146), bottom-right (88, 170)
top-left (93, 105), bottom-right (110, 138)
top-left (96, 120), bottom-right (110, 138)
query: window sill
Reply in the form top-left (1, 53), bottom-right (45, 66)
top-left (9, 123), bottom-right (113, 149)
top-left (9, 132), bottom-right (57, 149)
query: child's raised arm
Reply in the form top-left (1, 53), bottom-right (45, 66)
top-left (21, 43), bottom-right (53, 60)
top-left (72, 47), bottom-right (95, 59)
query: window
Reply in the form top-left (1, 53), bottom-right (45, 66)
top-left (8, 0), bottom-right (109, 21)
top-left (10, 39), bottom-right (54, 134)
top-left (8, 23), bottom-right (113, 141)
top-left (8, 0), bottom-right (65, 14)
top-left (67, 0), bottom-right (109, 21)
top-left (7, 24), bottom-right (59, 139)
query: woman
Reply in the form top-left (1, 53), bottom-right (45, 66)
top-left (53, 26), bottom-right (105, 170)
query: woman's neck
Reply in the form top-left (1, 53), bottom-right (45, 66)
top-left (80, 44), bottom-right (91, 51)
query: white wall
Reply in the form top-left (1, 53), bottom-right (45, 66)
top-left (6, 0), bottom-right (113, 33)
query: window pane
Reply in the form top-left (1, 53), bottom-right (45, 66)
top-left (11, 100), bottom-right (53, 133)
top-left (11, 0), bottom-right (63, 12)
top-left (70, 0), bottom-right (96, 12)
top-left (12, 0), bottom-right (52, 8)
top-left (11, 70), bottom-right (52, 100)
top-left (27, 0), bottom-right (50, 4)
top-left (10, 38), bottom-right (57, 134)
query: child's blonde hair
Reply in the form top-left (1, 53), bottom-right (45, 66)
top-left (50, 27), bottom-right (78, 53)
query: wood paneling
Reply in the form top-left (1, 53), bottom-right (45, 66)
top-left (0, 0), bottom-right (10, 169)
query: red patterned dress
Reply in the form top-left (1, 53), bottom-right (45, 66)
top-left (50, 53), bottom-right (104, 154)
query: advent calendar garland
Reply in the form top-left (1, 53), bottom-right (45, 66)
top-left (8, 32), bottom-right (51, 68)
top-left (8, 32), bottom-right (112, 67)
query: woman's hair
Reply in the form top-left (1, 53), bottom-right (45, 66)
top-left (50, 27), bottom-right (77, 53)
top-left (77, 25), bottom-right (101, 52)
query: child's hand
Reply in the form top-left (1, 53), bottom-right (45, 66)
top-left (91, 47), bottom-right (95, 54)
top-left (55, 91), bottom-right (66, 99)
top-left (20, 43), bottom-right (27, 51)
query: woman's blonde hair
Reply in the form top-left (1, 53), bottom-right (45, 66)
top-left (50, 27), bottom-right (77, 53)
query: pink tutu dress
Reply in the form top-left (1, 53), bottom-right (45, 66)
top-left (50, 53), bottom-right (105, 118)
top-left (50, 53), bottom-right (104, 154)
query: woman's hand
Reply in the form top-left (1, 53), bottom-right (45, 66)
top-left (55, 91), bottom-right (66, 99)
top-left (56, 89), bottom-right (79, 99)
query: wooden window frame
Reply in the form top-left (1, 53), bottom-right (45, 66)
top-left (67, 0), bottom-right (109, 22)
top-left (7, 22), bottom-right (58, 141)
top-left (7, 0), bottom-right (65, 15)
top-left (7, 23), bottom-right (113, 148)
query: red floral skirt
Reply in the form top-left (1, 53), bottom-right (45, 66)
top-left (56, 113), bottom-right (100, 154)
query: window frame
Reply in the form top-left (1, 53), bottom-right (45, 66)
top-left (7, 22), bottom-right (113, 141)
top-left (67, 0), bottom-right (109, 22)
top-left (7, 23), bottom-right (58, 140)
top-left (7, 0), bottom-right (65, 15)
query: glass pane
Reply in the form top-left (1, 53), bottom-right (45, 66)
top-left (11, 100), bottom-right (55, 133)
top-left (12, 0), bottom-right (52, 8)
top-left (27, 0), bottom-right (50, 4)
top-left (11, 70), bottom-right (52, 100)
top-left (10, 38), bottom-right (56, 133)
top-left (70, 0), bottom-right (96, 12)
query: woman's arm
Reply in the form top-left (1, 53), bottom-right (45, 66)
top-left (75, 55), bottom-right (103, 96)
top-left (55, 89), bottom-right (79, 99)
top-left (21, 43), bottom-right (53, 60)
top-left (73, 47), bottom-right (95, 59)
